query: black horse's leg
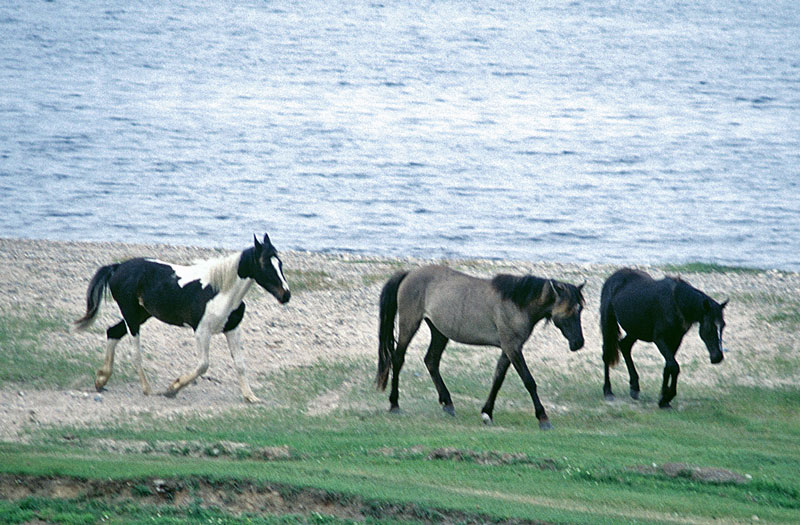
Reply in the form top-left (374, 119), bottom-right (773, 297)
top-left (481, 352), bottom-right (510, 424)
top-left (655, 339), bottom-right (680, 408)
top-left (603, 360), bottom-right (615, 401)
top-left (504, 343), bottom-right (551, 430)
top-left (423, 320), bottom-right (453, 416)
top-left (619, 335), bottom-right (640, 399)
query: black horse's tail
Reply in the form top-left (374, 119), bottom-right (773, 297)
top-left (600, 278), bottom-right (620, 367)
top-left (74, 263), bottom-right (120, 331)
top-left (376, 270), bottom-right (409, 391)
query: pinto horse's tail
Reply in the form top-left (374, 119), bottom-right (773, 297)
top-left (600, 279), bottom-right (621, 367)
top-left (74, 263), bottom-right (120, 331)
top-left (376, 270), bottom-right (409, 391)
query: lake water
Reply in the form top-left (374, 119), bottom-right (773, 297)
top-left (1, 1), bottom-right (799, 270)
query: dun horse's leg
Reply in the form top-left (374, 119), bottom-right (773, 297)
top-left (619, 336), bottom-right (640, 399)
top-left (389, 317), bottom-right (421, 413)
top-left (95, 320), bottom-right (127, 391)
top-left (165, 326), bottom-right (211, 398)
top-left (504, 343), bottom-right (551, 430)
top-left (481, 352), bottom-right (510, 425)
top-left (423, 320), bottom-right (453, 416)
top-left (655, 339), bottom-right (680, 408)
top-left (224, 327), bottom-right (259, 403)
top-left (131, 334), bottom-right (152, 396)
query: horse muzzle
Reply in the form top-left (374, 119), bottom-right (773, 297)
top-left (710, 351), bottom-right (724, 364)
top-left (569, 338), bottom-right (585, 352)
top-left (278, 289), bottom-right (291, 304)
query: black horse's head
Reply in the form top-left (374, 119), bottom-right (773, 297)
top-left (550, 280), bottom-right (586, 351)
top-left (698, 297), bottom-right (728, 364)
top-left (251, 233), bottom-right (291, 304)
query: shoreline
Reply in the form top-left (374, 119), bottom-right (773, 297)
top-left (1, 236), bottom-right (797, 442)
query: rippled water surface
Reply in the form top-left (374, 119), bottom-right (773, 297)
top-left (1, 1), bottom-right (798, 270)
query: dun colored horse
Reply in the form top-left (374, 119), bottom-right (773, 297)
top-left (376, 265), bottom-right (585, 430)
top-left (75, 234), bottom-right (290, 402)
top-left (601, 268), bottom-right (728, 408)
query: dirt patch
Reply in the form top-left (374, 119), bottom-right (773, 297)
top-left (0, 474), bottom-right (550, 524)
top-left (630, 462), bottom-right (752, 485)
top-left (375, 446), bottom-right (561, 469)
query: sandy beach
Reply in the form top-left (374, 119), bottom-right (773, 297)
top-left (1, 237), bottom-right (797, 442)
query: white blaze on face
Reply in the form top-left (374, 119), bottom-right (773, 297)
top-left (271, 256), bottom-right (289, 291)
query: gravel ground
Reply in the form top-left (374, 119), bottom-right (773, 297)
top-left (1, 237), bottom-right (797, 441)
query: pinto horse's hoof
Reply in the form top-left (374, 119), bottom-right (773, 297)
top-left (630, 389), bottom-right (640, 400)
top-left (538, 418), bottom-right (553, 431)
top-left (481, 412), bottom-right (493, 425)
top-left (163, 389), bottom-right (178, 399)
top-left (604, 393), bottom-right (616, 402)
top-left (442, 404), bottom-right (455, 417)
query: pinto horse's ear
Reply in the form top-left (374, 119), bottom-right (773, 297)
top-left (577, 280), bottom-right (586, 292)
top-left (254, 234), bottom-right (262, 252)
top-left (262, 233), bottom-right (272, 248)
top-left (720, 298), bottom-right (729, 309)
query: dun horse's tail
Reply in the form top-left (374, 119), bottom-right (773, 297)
top-left (74, 263), bottom-right (120, 331)
top-left (376, 270), bottom-right (408, 391)
top-left (600, 280), bottom-right (621, 367)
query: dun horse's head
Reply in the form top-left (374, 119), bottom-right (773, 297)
top-left (252, 233), bottom-right (291, 304)
top-left (699, 297), bottom-right (727, 364)
top-left (549, 280), bottom-right (586, 351)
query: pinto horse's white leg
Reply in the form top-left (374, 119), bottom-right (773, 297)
top-left (131, 334), bottom-right (152, 396)
top-left (225, 328), bottom-right (260, 403)
top-left (95, 337), bottom-right (119, 391)
top-left (165, 326), bottom-right (211, 398)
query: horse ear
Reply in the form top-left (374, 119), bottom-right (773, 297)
top-left (253, 234), bottom-right (262, 252)
top-left (577, 280), bottom-right (586, 292)
top-left (720, 298), bottom-right (729, 309)
top-left (262, 233), bottom-right (272, 248)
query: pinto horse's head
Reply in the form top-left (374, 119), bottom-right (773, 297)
top-left (549, 280), bottom-right (586, 352)
top-left (699, 297), bottom-right (728, 364)
top-left (252, 233), bottom-right (291, 304)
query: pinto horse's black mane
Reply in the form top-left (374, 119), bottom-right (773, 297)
top-left (491, 274), bottom-right (549, 308)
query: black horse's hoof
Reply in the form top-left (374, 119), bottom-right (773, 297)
top-left (538, 418), bottom-right (553, 431)
top-left (630, 389), bottom-right (640, 400)
top-left (389, 405), bottom-right (401, 414)
top-left (604, 393), bottom-right (616, 401)
top-left (658, 401), bottom-right (672, 409)
top-left (442, 404), bottom-right (455, 417)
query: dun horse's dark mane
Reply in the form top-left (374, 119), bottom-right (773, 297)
top-left (491, 274), bottom-right (548, 308)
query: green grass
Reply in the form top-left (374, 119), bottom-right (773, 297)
top-left (0, 312), bottom-right (94, 389)
top-left (2, 350), bottom-right (799, 524)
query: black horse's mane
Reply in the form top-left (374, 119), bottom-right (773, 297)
top-left (491, 274), bottom-right (549, 308)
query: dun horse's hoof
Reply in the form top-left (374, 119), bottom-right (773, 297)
top-left (538, 418), bottom-right (553, 431)
top-left (604, 393), bottom-right (616, 401)
top-left (481, 412), bottom-right (493, 425)
top-left (442, 404), bottom-right (455, 417)
top-left (630, 389), bottom-right (640, 400)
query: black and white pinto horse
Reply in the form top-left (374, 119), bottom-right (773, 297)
top-left (601, 268), bottom-right (728, 408)
top-left (75, 234), bottom-right (290, 402)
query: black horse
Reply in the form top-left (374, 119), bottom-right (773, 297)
top-left (600, 268), bottom-right (728, 408)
